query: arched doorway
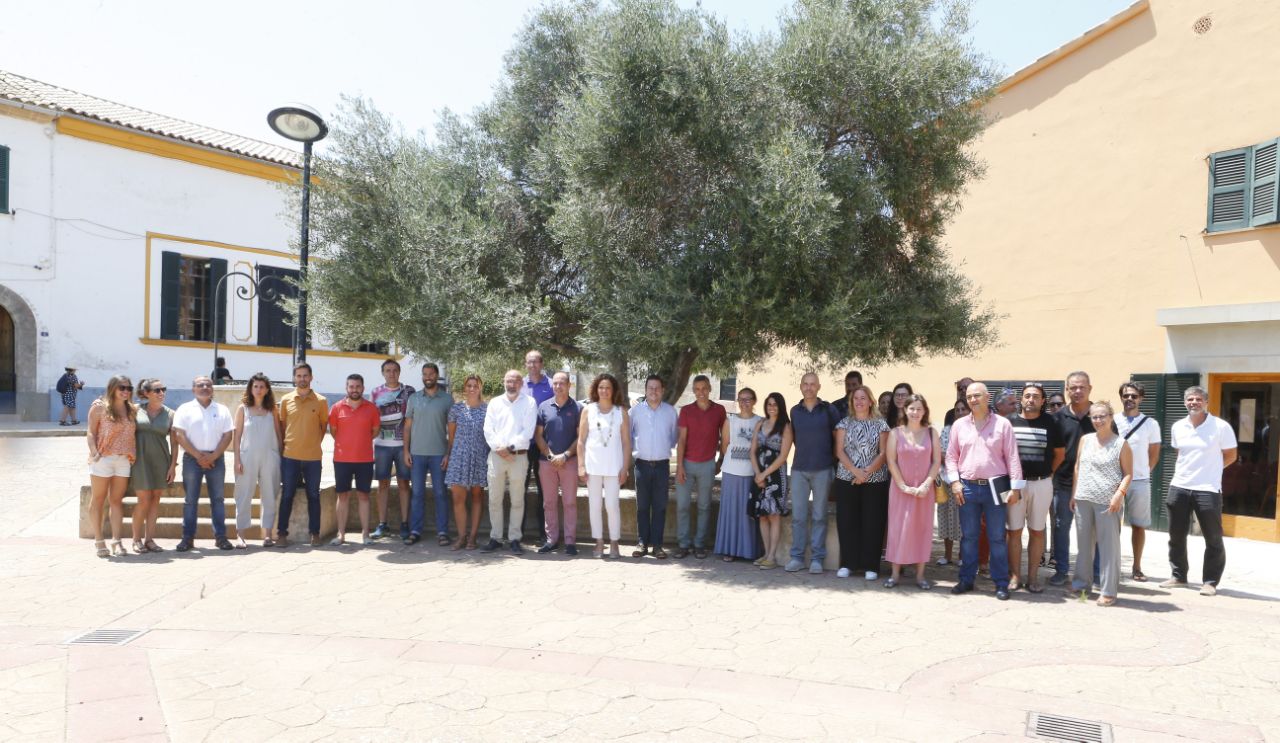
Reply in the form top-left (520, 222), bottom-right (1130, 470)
top-left (0, 284), bottom-right (37, 418)
top-left (0, 304), bottom-right (13, 413)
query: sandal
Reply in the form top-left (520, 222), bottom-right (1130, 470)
top-left (451, 539), bottom-right (465, 552)
top-left (466, 536), bottom-right (479, 550)
top-left (721, 555), bottom-right (734, 563)
top-left (132, 540), bottom-right (146, 554)
top-left (263, 538), bottom-right (275, 548)
top-left (1097, 596), bottom-right (1117, 607)
top-left (94, 540), bottom-right (109, 558)
top-left (883, 578), bottom-right (898, 588)
top-left (593, 544), bottom-right (605, 559)
top-left (110, 540), bottom-right (126, 557)
top-left (438, 534), bottom-right (452, 546)
top-left (1132, 571), bottom-right (1147, 582)
top-left (1026, 583), bottom-right (1044, 594)
top-left (144, 539), bottom-right (163, 553)
top-left (917, 580), bottom-right (932, 590)
top-left (1008, 577), bottom-right (1020, 592)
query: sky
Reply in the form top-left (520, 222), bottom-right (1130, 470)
top-left (0, 0), bottom-right (1135, 151)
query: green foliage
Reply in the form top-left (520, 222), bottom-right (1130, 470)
top-left (306, 0), bottom-right (998, 399)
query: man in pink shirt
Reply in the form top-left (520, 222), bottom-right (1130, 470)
top-left (945, 382), bottom-right (1025, 600)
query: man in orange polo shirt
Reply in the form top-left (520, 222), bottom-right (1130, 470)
top-left (329, 373), bottom-right (381, 546)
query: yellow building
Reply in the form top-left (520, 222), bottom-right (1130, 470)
top-left (742, 0), bottom-right (1280, 541)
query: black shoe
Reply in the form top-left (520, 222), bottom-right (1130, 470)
top-left (403, 533), bottom-right (420, 546)
top-left (995, 589), bottom-right (1011, 601)
top-left (693, 548), bottom-right (708, 559)
top-left (215, 537), bottom-right (233, 551)
top-left (399, 522), bottom-right (410, 540)
top-left (510, 540), bottom-right (523, 554)
top-left (371, 523), bottom-right (389, 539)
top-left (673, 547), bottom-right (690, 559)
top-left (176, 538), bottom-right (193, 552)
top-left (479, 539), bottom-right (500, 553)
top-left (565, 544), bottom-right (578, 556)
top-left (950, 582), bottom-right (974, 595)
top-left (537, 541), bottom-right (559, 554)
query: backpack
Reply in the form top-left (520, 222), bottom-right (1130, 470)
top-left (56, 374), bottom-right (70, 394)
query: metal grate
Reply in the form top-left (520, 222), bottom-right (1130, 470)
top-left (65, 628), bottom-right (147, 646)
top-left (1027, 712), bottom-right (1113, 743)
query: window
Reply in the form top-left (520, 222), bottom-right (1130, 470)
top-left (718, 375), bottom-right (737, 401)
top-left (255, 265), bottom-right (299, 348)
top-left (159, 251), bottom-right (226, 342)
top-left (357, 341), bottom-right (390, 354)
top-left (0, 145), bottom-right (10, 213)
top-left (1207, 138), bottom-right (1279, 232)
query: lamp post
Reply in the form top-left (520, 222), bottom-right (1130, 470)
top-left (211, 267), bottom-right (289, 378)
top-left (267, 104), bottom-right (328, 366)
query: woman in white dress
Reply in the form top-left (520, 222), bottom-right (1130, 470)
top-left (577, 373), bottom-right (631, 559)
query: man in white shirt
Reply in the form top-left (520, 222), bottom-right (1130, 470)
top-left (482, 370), bottom-right (538, 554)
top-left (1114, 382), bottom-right (1162, 582)
top-left (1162, 385), bottom-right (1237, 596)
top-left (172, 376), bottom-right (234, 552)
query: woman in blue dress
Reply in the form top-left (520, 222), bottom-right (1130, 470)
top-left (445, 375), bottom-right (489, 550)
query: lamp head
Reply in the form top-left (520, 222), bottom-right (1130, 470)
top-left (267, 104), bottom-right (328, 143)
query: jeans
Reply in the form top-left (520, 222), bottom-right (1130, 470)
top-left (278, 457), bottom-right (322, 536)
top-left (182, 453), bottom-right (226, 540)
top-left (1166, 486), bottom-right (1226, 586)
top-left (833, 478), bottom-right (888, 572)
top-left (675, 459), bottom-right (716, 549)
top-left (1050, 481), bottom-right (1074, 576)
top-left (789, 467), bottom-right (833, 562)
top-left (634, 459), bottom-right (670, 547)
top-left (959, 481), bottom-right (1010, 589)
top-left (410, 454), bottom-right (447, 536)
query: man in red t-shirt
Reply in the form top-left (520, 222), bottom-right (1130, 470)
top-left (674, 375), bottom-right (727, 558)
top-left (328, 373), bottom-right (381, 546)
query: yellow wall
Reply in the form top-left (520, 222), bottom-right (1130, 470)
top-left (744, 0), bottom-right (1280, 407)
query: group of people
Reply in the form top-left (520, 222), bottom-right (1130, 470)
top-left (84, 356), bottom-right (1236, 606)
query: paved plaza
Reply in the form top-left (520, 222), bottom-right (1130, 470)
top-left (2, 437), bottom-right (1280, 742)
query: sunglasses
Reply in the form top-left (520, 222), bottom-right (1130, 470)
top-left (1121, 393), bottom-right (1141, 400)
top-left (150, 387), bottom-right (168, 393)
top-left (194, 383), bottom-right (213, 389)
top-left (117, 386), bottom-right (134, 392)
top-left (1047, 401), bottom-right (1065, 408)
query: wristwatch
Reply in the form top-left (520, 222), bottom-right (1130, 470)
top-left (507, 445), bottom-right (516, 454)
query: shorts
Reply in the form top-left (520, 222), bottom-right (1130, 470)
top-left (89, 454), bottom-right (132, 478)
top-left (1006, 477), bottom-right (1053, 531)
top-left (1124, 479), bottom-right (1152, 528)
top-left (334, 461), bottom-right (374, 494)
top-left (374, 444), bottom-right (407, 480)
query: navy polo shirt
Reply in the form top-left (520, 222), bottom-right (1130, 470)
top-left (790, 399), bottom-right (840, 472)
top-left (537, 397), bottom-right (582, 456)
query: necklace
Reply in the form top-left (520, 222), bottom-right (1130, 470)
top-left (594, 406), bottom-right (615, 447)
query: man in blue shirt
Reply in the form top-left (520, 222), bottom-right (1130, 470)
top-left (522, 350), bottom-right (555, 544)
top-left (629, 374), bottom-right (679, 558)
top-left (786, 373), bottom-right (841, 574)
top-left (534, 371), bottom-right (582, 554)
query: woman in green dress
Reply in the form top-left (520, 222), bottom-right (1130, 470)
top-left (132, 378), bottom-right (177, 553)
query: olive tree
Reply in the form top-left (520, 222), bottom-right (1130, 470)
top-left (306, 0), bottom-right (997, 401)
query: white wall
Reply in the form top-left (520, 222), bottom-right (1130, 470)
top-left (0, 108), bottom-right (419, 418)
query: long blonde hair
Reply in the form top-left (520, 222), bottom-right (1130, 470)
top-left (99, 375), bottom-right (137, 422)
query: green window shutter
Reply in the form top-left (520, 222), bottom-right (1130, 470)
top-left (1249, 138), bottom-right (1278, 227)
top-left (1130, 372), bottom-right (1201, 532)
top-left (1207, 147), bottom-right (1250, 232)
top-left (0, 145), bottom-right (10, 214)
top-left (159, 251), bottom-right (181, 339)
top-left (206, 258), bottom-right (228, 343)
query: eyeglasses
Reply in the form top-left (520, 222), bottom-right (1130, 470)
top-left (1089, 414), bottom-right (1110, 421)
top-left (1121, 393), bottom-right (1140, 400)
top-left (118, 386), bottom-right (134, 392)
top-left (737, 397), bottom-right (756, 404)
top-left (194, 383), bottom-right (213, 389)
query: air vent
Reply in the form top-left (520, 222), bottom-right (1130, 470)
top-left (65, 628), bottom-right (147, 646)
top-left (1027, 712), bottom-right (1113, 742)
top-left (1193, 15), bottom-right (1212, 35)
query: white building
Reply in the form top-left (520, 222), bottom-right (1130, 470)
top-left (0, 70), bottom-right (412, 419)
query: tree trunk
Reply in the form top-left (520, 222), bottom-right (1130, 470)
top-left (609, 355), bottom-right (629, 403)
top-left (662, 347), bottom-right (699, 405)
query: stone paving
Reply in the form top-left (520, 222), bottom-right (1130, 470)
top-left (2, 437), bottom-right (1280, 742)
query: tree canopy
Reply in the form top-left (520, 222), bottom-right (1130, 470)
top-left (307, 0), bottom-right (998, 400)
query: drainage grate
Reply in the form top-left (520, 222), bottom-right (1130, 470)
top-left (65, 628), bottom-right (147, 646)
top-left (1027, 712), bottom-right (1113, 743)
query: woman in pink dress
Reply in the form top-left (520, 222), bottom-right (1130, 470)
top-left (884, 394), bottom-right (941, 589)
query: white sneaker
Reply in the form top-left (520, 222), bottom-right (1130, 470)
top-left (836, 567), bottom-right (851, 578)
top-left (864, 571), bottom-right (879, 580)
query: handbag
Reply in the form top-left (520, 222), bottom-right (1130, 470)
top-left (934, 483), bottom-right (949, 505)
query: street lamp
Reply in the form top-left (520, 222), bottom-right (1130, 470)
top-left (267, 104), bottom-right (328, 366)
